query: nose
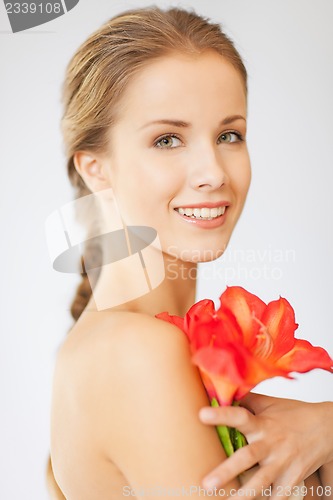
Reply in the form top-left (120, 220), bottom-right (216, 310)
top-left (189, 144), bottom-right (228, 191)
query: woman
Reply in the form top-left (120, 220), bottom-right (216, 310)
top-left (48, 6), bottom-right (333, 499)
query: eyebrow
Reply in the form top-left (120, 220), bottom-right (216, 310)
top-left (221, 115), bottom-right (246, 125)
top-left (139, 115), bottom-right (246, 130)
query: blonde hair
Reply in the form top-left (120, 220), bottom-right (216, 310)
top-left (48, 6), bottom-right (247, 497)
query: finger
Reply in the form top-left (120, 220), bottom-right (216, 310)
top-left (240, 392), bottom-right (277, 414)
top-left (271, 485), bottom-right (296, 500)
top-left (270, 476), bottom-right (305, 500)
top-left (199, 405), bottom-right (258, 436)
top-left (231, 464), bottom-right (281, 500)
top-left (271, 488), bottom-right (291, 500)
top-left (202, 441), bottom-right (268, 490)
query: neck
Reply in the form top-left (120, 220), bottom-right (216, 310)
top-left (86, 251), bottom-right (197, 318)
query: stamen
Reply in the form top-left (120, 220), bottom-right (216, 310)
top-left (209, 334), bottom-right (216, 348)
top-left (252, 313), bottom-right (274, 358)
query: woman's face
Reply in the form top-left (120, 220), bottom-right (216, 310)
top-left (103, 50), bottom-right (251, 262)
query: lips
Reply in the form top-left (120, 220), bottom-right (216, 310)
top-left (174, 201), bottom-right (230, 228)
top-left (175, 201), bottom-right (230, 209)
top-left (175, 206), bottom-right (226, 220)
top-left (174, 201), bottom-right (230, 220)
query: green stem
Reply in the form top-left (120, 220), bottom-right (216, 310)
top-left (210, 399), bottom-right (248, 456)
top-left (230, 426), bottom-right (247, 449)
top-left (231, 401), bottom-right (248, 450)
top-left (211, 398), bottom-right (234, 457)
top-left (234, 430), bottom-right (247, 448)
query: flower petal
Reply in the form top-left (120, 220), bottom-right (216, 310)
top-left (184, 299), bottom-right (216, 338)
top-left (185, 299), bottom-right (242, 350)
top-left (277, 338), bottom-right (333, 373)
top-left (260, 297), bottom-right (298, 359)
top-left (186, 320), bottom-right (217, 352)
top-left (215, 308), bottom-right (243, 344)
top-left (234, 356), bottom-right (292, 400)
top-left (219, 286), bottom-right (266, 348)
top-left (193, 346), bottom-right (244, 405)
top-left (155, 311), bottom-right (184, 331)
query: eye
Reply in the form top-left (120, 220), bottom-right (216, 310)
top-left (154, 134), bottom-right (182, 149)
top-left (217, 131), bottom-right (243, 144)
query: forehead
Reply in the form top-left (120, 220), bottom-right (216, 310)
top-left (117, 50), bottom-right (247, 125)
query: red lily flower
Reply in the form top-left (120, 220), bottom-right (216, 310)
top-left (156, 286), bottom-right (333, 406)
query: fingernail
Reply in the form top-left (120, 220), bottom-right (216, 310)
top-left (202, 475), bottom-right (220, 490)
top-left (199, 408), bottom-right (215, 421)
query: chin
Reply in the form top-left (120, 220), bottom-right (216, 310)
top-left (166, 244), bottom-right (228, 263)
top-left (196, 247), bottom-right (226, 263)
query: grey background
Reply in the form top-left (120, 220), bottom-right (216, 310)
top-left (4, 0), bottom-right (65, 33)
top-left (1, 0), bottom-right (332, 498)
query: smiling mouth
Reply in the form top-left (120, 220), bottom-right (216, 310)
top-left (174, 206), bottom-right (226, 220)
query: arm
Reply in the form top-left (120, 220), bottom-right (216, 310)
top-left (84, 313), bottom-right (240, 498)
top-left (199, 393), bottom-right (333, 498)
top-left (317, 403), bottom-right (333, 491)
top-left (319, 461), bottom-right (333, 489)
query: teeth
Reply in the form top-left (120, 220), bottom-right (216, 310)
top-left (175, 206), bottom-right (226, 220)
top-left (201, 208), bottom-right (210, 218)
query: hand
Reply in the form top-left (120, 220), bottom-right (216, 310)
top-left (199, 393), bottom-right (333, 499)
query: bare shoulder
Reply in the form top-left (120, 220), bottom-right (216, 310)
top-left (54, 310), bottom-right (192, 410)
top-left (53, 310), bottom-right (239, 493)
top-left (58, 309), bottom-right (189, 374)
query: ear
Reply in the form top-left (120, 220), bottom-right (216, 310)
top-left (73, 151), bottom-right (111, 192)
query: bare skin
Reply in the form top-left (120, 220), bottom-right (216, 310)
top-left (51, 310), bottom-right (240, 499)
top-left (199, 395), bottom-right (333, 498)
top-left (50, 51), bottom-right (331, 498)
top-left (51, 50), bottom-right (250, 499)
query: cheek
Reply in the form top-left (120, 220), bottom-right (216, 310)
top-left (133, 165), bottom-right (183, 207)
top-left (242, 166), bottom-right (252, 196)
top-left (232, 159), bottom-right (251, 200)
top-left (112, 165), bottom-right (181, 222)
